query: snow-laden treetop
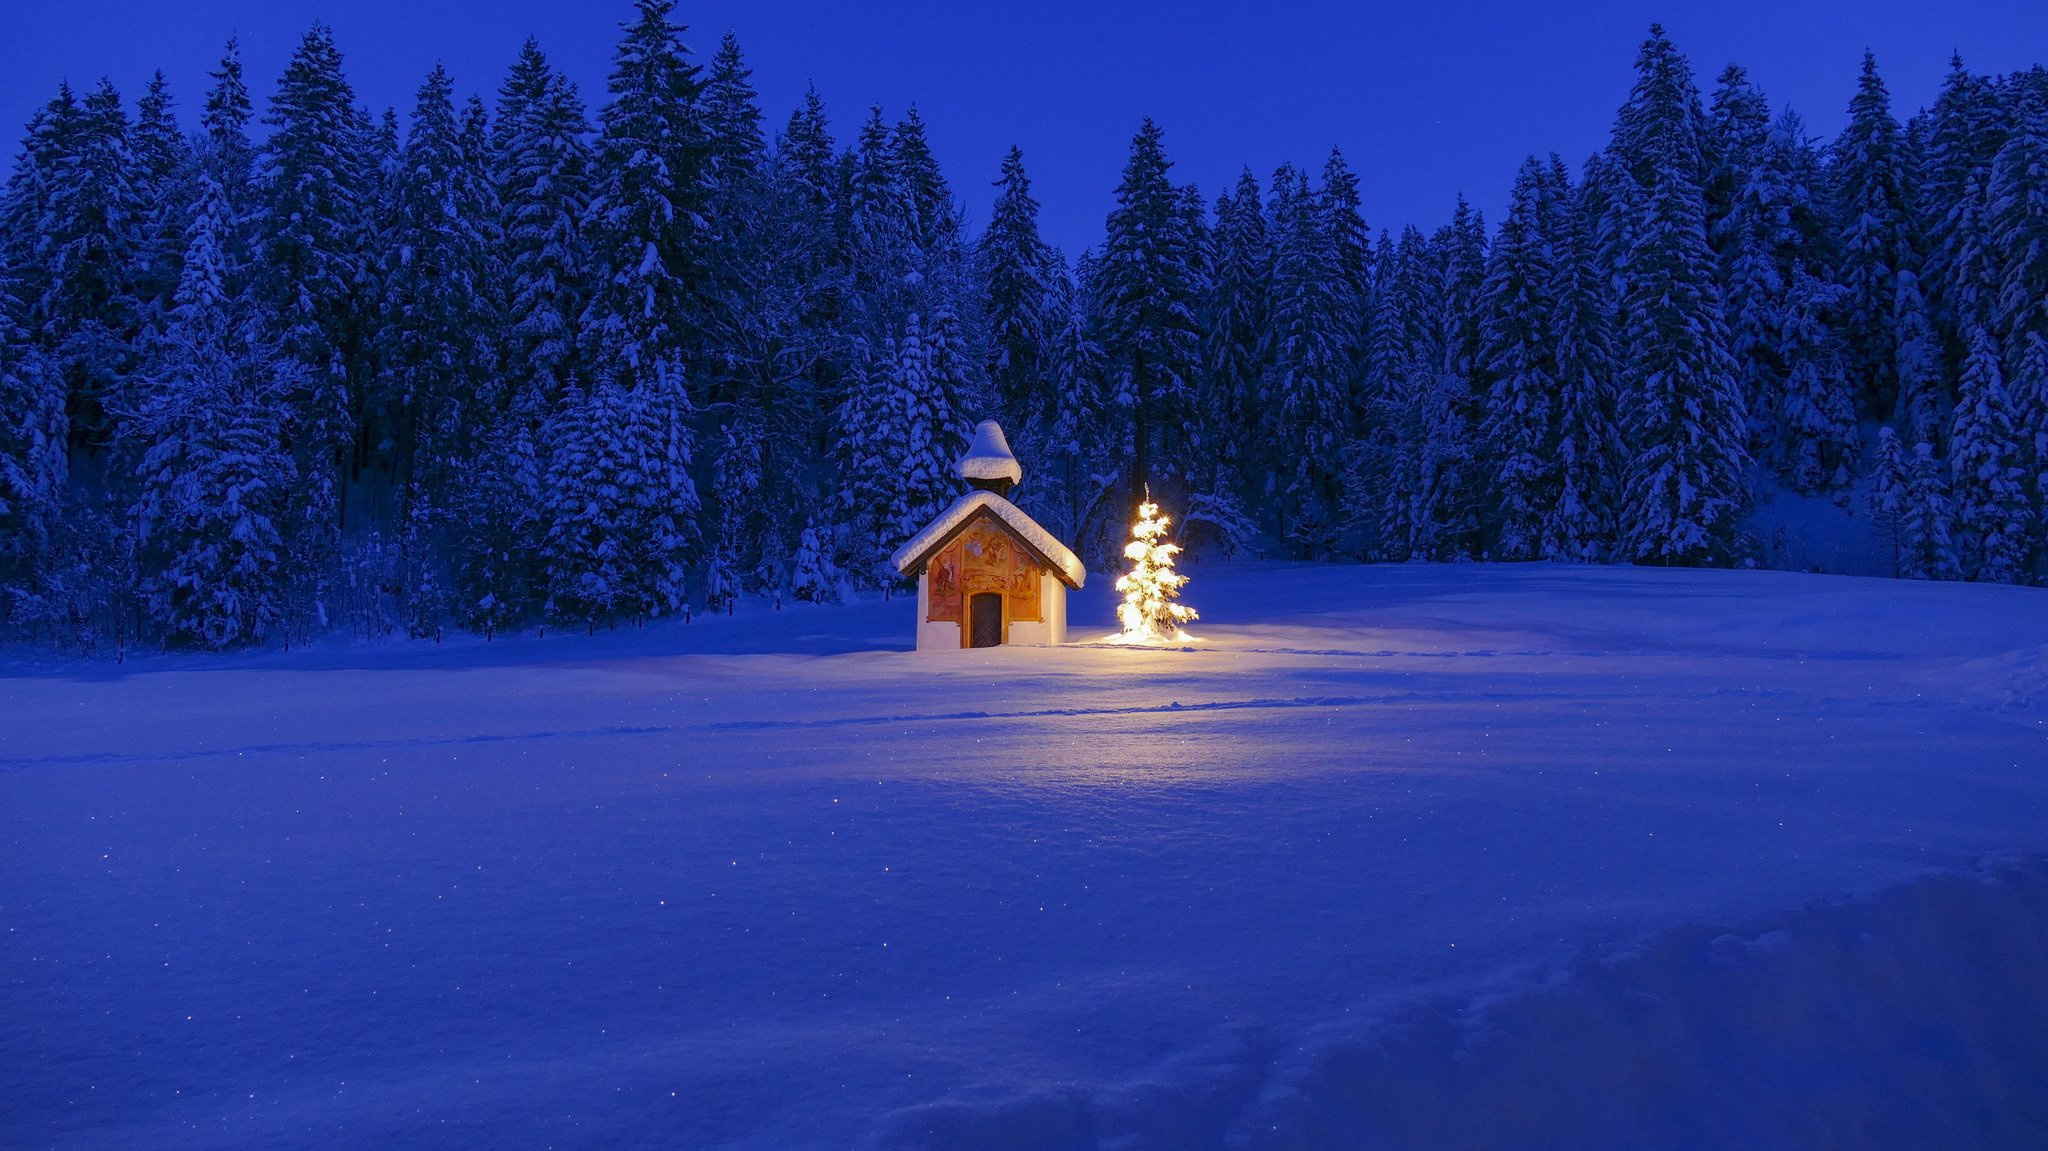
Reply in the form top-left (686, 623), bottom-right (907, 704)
top-left (957, 419), bottom-right (1023, 484)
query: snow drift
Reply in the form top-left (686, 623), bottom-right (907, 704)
top-left (877, 857), bottom-right (2048, 1149)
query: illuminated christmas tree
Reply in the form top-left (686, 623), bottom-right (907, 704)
top-left (1114, 490), bottom-right (1198, 642)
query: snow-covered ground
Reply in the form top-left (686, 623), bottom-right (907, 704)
top-left (4, 563), bottom-right (2047, 1149)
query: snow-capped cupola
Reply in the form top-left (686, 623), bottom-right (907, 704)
top-left (957, 419), bottom-right (1023, 496)
top-left (891, 420), bottom-right (1083, 651)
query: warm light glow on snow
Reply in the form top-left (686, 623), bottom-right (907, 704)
top-left (1109, 493), bottom-right (1198, 644)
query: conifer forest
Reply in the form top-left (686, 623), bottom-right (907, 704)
top-left (3, 2), bottom-right (2046, 652)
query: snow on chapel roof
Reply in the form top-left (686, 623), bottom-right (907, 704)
top-left (957, 420), bottom-right (1024, 483)
top-left (891, 490), bottom-right (1087, 589)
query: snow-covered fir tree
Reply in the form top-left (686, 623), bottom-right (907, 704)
top-left (698, 30), bottom-right (773, 413)
top-left (1610, 26), bottom-right (1751, 563)
top-left (1316, 148), bottom-right (1374, 381)
top-left (977, 146), bottom-right (1057, 433)
top-left (1203, 168), bottom-right (1270, 492)
top-left (2012, 333), bottom-right (2048, 578)
top-left (1771, 263), bottom-right (1858, 493)
top-left (1262, 164), bottom-right (1348, 554)
top-left (129, 174), bottom-right (293, 648)
top-left (1917, 56), bottom-right (2006, 347)
top-left (0, 276), bottom-right (65, 609)
top-left (1900, 438), bottom-right (1961, 580)
top-left (1893, 269), bottom-right (1948, 450)
top-left (495, 39), bottom-right (593, 411)
top-left (1355, 226), bottom-right (1430, 560)
top-left (1412, 198), bottom-right (1488, 560)
top-left (1477, 158), bottom-right (1562, 560)
top-left (258, 24), bottom-right (371, 585)
top-left (789, 518), bottom-right (837, 603)
top-left (581, 0), bottom-right (709, 379)
top-left (704, 416), bottom-right (763, 614)
top-left (542, 358), bottom-right (700, 626)
top-left (1986, 84), bottom-right (2048, 353)
top-left (884, 311), bottom-right (966, 550)
top-left (1544, 155), bottom-right (1625, 561)
top-left (129, 72), bottom-right (192, 346)
top-left (7, 80), bottom-right (144, 451)
top-left (1831, 52), bottom-right (1914, 418)
top-left (1095, 119), bottom-right (1206, 499)
top-left (1717, 107), bottom-right (1827, 457)
top-left (385, 65), bottom-right (499, 502)
top-left (1947, 328), bottom-right (2031, 582)
top-left (1868, 425), bottom-right (1909, 576)
top-left (197, 41), bottom-right (257, 290)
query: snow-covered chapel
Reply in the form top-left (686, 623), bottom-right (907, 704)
top-left (890, 421), bottom-right (1086, 650)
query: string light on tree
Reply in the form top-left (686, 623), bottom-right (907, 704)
top-left (1112, 488), bottom-right (1198, 643)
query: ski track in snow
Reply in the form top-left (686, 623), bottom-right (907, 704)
top-left (0, 696), bottom-right (1394, 771)
top-left (3, 561), bottom-right (2047, 1149)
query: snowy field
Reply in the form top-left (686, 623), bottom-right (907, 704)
top-left (5, 562), bottom-right (2048, 1149)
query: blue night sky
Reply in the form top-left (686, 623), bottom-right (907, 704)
top-left (4, 0), bottom-right (2046, 253)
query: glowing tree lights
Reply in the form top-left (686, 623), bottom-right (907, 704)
top-left (1114, 490), bottom-right (1198, 643)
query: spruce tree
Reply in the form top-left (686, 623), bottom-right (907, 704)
top-left (1899, 438), bottom-right (1961, 580)
top-left (1546, 157), bottom-right (1625, 561)
top-left (199, 40), bottom-right (257, 285)
top-left (129, 72), bottom-right (192, 345)
top-left (1719, 109), bottom-right (1827, 456)
top-left (1705, 64), bottom-right (1771, 248)
top-left (1411, 199), bottom-right (1488, 559)
top-left (1772, 264), bottom-right (1857, 493)
top-left (1893, 269), bottom-right (1947, 449)
top-left (386, 65), bottom-right (497, 503)
top-left (542, 360), bottom-right (700, 625)
top-left (891, 107), bottom-right (956, 258)
top-left (1832, 52), bottom-right (1912, 418)
top-left (496, 40), bottom-right (593, 409)
top-left (832, 341), bottom-right (894, 582)
top-left (202, 40), bottom-right (257, 205)
top-left (450, 413), bottom-right (542, 638)
top-left (1262, 165), bottom-right (1347, 553)
top-left (698, 31), bottom-right (770, 413)
top-left (1868, 425), bottom-right (1908, 576)
top-left (704, 416), bottom-right (763, 613)
top-left (1611, 27), bottom-right (1750, 563)
top-left (558, 0), bottom-right (709, 617)
top-left (1948, 328), bottom-right (2030, 582)
top-left (14, 80), bottom-right (144, 449)
top-left (886, 311), bottom-right (965, 547)
top-left (1038, 268), bottom-right (1111, 541)
top-left (259, 23), bottom-right (371, 574)
top-left (1318, 147), bottom-right (1373, 380)
top-left (0, 280), bottom-right (65, 608)
top-left (1987, 85), bottom-right (2048, 350)
top-left (1357, 226), bottom-right (1429, 559)
top-left (703, 32), bottom-right (765, 196)
top-left (978, 146), bottom-right (1056, 430)
top-left (1096, 119), bottom-right (1206, 498)
top-left (1477, 158), bottom-right (1562, 559)
top-left (1204, 168), bottom-right (1270, 491)
top-left (789, 518), bottom-right (837, 603)
top-left (582, 0), bottom-right (710, 378)
top-left (1918, 56), bottom-right (2005, 348)
top-left (130, 174), bottom-right (292, 647)
top-left (2012, 333), bottom-right (2048, 578)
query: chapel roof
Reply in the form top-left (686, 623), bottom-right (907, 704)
top-left (890, 490), bottom-right (1087, 589)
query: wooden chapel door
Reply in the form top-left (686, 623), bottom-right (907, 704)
top-left (968, 593), bottom-right (1004, 648)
